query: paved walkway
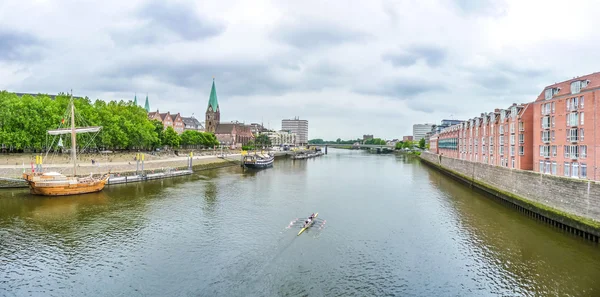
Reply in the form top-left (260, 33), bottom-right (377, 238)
top-left (0, 154), bottom-right (242, 178)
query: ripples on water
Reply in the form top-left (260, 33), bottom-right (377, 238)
top-left (1, 150), bottom-right (600, 297)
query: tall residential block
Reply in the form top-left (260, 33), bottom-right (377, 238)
top-left (282, 117), bottom-right (308, 145)
top-left (413, 124), bottom-right (433, 141)
top-left (532, 73), bottom-right (599, 180)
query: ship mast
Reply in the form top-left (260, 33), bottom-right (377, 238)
top-left (70, 90), bottom-right (76, 176)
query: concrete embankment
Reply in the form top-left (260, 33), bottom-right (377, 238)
top-left (0, 151), bottom-right (292, 188)
top-left (419, 152), bottom-right (600, 242)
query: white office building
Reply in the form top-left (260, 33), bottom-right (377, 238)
top-left (264, 130), bottom-right (297, 146)
top-left (282, 117), bottom-right (308, 145)
top-left (412, 124), bottom-right (434, 141)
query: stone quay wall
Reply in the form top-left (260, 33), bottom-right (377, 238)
top-left (420, 151), bottom-right (600, 238)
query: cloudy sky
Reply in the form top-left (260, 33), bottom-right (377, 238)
top-left (1, 0), bottom-right (599, 140)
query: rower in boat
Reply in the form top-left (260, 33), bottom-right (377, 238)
top-left (303, 213), bottom-right (316, 228)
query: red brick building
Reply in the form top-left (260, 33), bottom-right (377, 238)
top-left (432, 103), bottom-right (533, 171)
top-left (147, 110), bottom-right (185, 134)
top-left (532, 73), bottom-right (599, 180)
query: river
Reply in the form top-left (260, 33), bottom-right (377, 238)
top-left (1, 149), bottom-right (599, 296)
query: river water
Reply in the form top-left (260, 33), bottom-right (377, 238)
top-left (1, 149), bottom-right (599, 297)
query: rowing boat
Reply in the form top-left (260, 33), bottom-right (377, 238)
top-left (297, 212), bottom-right (318, 236)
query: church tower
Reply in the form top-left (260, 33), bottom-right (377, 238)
top-left (205, 78), bottom-right (220, 133)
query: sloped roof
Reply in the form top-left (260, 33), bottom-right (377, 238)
top-left (181, 116), bottom-right (202, 127)
top-left (215, 123), bottom-right (235, 134)
top-left (208, 79), bottom-right (219, 111)
top-left (536, 72), bottom-right (600, 102)
top-left (159, 113), bottom-right (170, 121)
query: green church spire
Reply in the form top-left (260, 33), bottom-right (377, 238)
top-left (133, 93), bottom-right (138, 106)
top-left (144, 94), bottom-right (150, 112)
top-left (208, 78), bottom-right (219, 111)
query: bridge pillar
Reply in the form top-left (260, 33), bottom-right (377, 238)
top-left (325, 145), bottom-right (328, 154)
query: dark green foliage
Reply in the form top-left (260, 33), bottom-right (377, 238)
top-left (0, 91), bottom-right (190, 151)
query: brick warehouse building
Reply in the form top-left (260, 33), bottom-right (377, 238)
top-left (429, 72), bottom-right (600, 181)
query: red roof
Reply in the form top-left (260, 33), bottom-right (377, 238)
top-left (535, 72), bottom-right (600, 102)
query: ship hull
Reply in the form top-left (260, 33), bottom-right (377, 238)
top-left (23, 173), bottom-right (109, 196)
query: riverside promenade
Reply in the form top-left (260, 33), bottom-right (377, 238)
top-left (0, 150), bottom-right (292, 179)
top-left (0, 153), bottom-right (241, 178)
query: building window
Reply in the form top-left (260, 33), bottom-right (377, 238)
top-left (564, 162), bottom-right (570, 176)
top-left (545, 89), bottom-right (553, 100)
top-left (510, 123), bottom-right (515, 133)
top-left (580, 112), bottom-right (584, 125)
top-left (580, 128), bottom-right (585, 141)
top-left (567, 97), bottom-right (579, 111)
top-left (580, 145), bottom-right (587, 158)
top-left (551, 145), bottom-right (557, 157)
top-left (519, 146), bottom-right (524, 155)
top-left (510, 146), bottom-right (515, 156)
top-left (552, 102), bottom-right (555, 113)
top-left (512, 158), bottom-right (516, 168)
top-left (519, 122), bottom-right (524, 131)
top-left (567, 128), bottom-right (579, 142)
top-left (542, 131), bottom-right (550, 142)
top-left (551, 116), bottom-right (555, 128)
top-left (571, 81), bottom-right (581, 94)
top-left (581, 163), bottom-right (587, 178)
top-left (580, 96), bottom-right (585, 109)
top-left (539, 145), bottom-right (550, 157)
top-left (572, 162), bottom-right (579, 178)
top-left (542, 116), bottom-right (550, 129)
top-left (519, 134), bottom-right (524, 144)
top-left (564, 145), bottom-right (579, 159)
top-left (510, 135), bottom-right (515, 145)
top-left (551, 130), bottom-right (555, 141)
top-left (551, 162), bottom-right (557, 175)
top-left (566, 112), bottom-right (579, 126)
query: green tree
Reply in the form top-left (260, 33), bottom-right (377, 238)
top-left (150, 120), bottom-right (164, 148)
top-left (202, 133), bottom-right (219, 147)
top-left (162, 126), bottom-right (180, 148)
top-left (395, 141), bottom-right (403, 150)
top-left (255, 134), bottom-right (271, 146)
top-left (418, 138), bottom-right (426, 149)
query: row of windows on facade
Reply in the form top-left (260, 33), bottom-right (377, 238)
top-left (539, 161), bottom-right (588, 179)
top-left (458, 145), bottom-right (525, 156)
top-left (459, 122), bottom-right (524, 138)
top-left (541, 95), bottom-right (585, 115)
top-left (461, 134), bottom-right (524, 147)
top-left (541, 112), bottom-right (584, 129)
top-left (539, 145), bottom-right (587, 159)
top-left (540, 128), bottom-right (584, 143)
top-left (460, 154), bottom-right (518, 168)
top-left (544, 79), bottom-right (589, 100)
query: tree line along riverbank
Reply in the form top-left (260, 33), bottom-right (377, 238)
top-left (0, 91), bottom-right (219, 152)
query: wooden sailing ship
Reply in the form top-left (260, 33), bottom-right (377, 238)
top-left (22, 93), bottom-right (110, 196)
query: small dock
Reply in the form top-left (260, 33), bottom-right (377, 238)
top-left (106, 169), bottom-right (193, 185)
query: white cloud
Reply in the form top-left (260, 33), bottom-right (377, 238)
top-left (1, 0), bottom-right (599, 140)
